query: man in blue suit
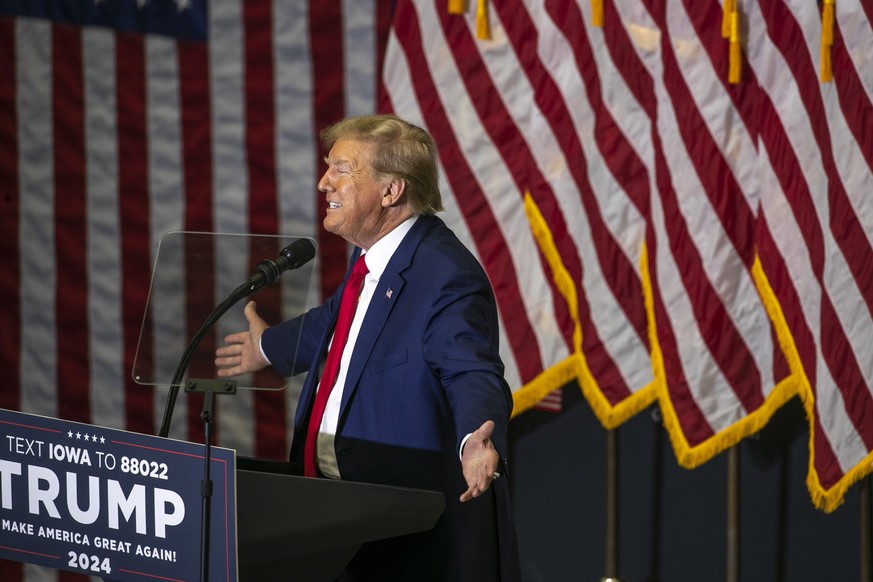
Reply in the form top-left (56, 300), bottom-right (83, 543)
top-left (216, 115), bottom-right (520, 581)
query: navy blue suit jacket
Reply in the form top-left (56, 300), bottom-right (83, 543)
top-left (261, 215), bottom-right (519, 580)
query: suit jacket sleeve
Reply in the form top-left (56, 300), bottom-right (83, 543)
top-left (260, 302), bottom-right (331, 378)
top-left (422, 262), bottom-right (513, 460)
top-left (260, 253), bottom-right (354, 378)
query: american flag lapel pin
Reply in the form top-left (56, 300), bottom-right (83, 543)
top-left (385, 287), bottom-right (393, 299)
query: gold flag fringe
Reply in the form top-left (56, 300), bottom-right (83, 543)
top-left (515, 192), bottom-right (873, 512)
top-left (513, 193), bottom-right (655, 427)
top-left (751, 252), bottom-right (873, 512)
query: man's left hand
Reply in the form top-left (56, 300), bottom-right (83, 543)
top-left (460, 420), bottom-right (501, 502)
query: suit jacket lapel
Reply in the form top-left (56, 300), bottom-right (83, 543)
top-left (337, 216), bottom-right (435, 420)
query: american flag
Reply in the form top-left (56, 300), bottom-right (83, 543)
top-left (381, 0), bottom-right (873, 514)
top-left (1, 2), bottom-right (392, 579)
top-left (1, 0), bottom-right (872, 579)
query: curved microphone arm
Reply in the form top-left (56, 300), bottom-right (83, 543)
top-left (157, 285), bottom-right (250, 438)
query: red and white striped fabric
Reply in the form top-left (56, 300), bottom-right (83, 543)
top-left (0, 0), bottom-right (393, 443)
top-left (0, 3), bottom-right (391, 579)
top-left (2, 1), bottom-right (872, 577)
top-left (749, 0), bottom-right (873, 509)
top-left (382, 0), bottom-right (873, 511)
top-left (383, 0), bottom-right (655, 427)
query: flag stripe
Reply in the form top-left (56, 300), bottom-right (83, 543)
top-left (84, 26), bottom-right (125, 431)
top-left (272, 0), bottom-right (320, 451)
top-left (649, 2), bottom-right (751, 433)
top-left (53, 24), bottom-right (91, 424)
top-left (242, 0), bottom-right (287, 460)
top-left (622, 1), bottom-right (733, 443)
top-left (435, 10), bottom-right (568, 382)
top-left (647, 154), bottom-right (716, 445)
top-left (344, 0), bottom-right (378, 117)
top-left (178, 25), bottom-right (216, 443)
top-left (0, 17), bottom-right (20, 413)
top-left (19, 18), bottom-right (58, 418)
top-left (832, 26), bottom-right (873, 175)
top-left (146, 32), bottom-right (188, 439)
top-left (116, 32), bottom-right (154, 436)
top-left (374, 0), bottom-right (393, 85)
top-left (310, 2), bottom-right (349, 298)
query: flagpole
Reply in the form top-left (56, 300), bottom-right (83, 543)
top-left (726, 446), bottom-right (739, 582)
top-left (601, 428), bottom-right (620, 582)
top-left (862, 475), bottom-right (871, 582)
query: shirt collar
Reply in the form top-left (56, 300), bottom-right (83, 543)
top-left (362, 216), bottom-right (418, 278)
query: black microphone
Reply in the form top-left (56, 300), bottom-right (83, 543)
top-left (244, 238), bottom-right (316, 294)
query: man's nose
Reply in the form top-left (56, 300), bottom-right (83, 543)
top-left (317, 173), bottom-right (331, 192)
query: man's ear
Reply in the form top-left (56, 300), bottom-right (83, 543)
top-left (381, 178), bottom-right (406, 207)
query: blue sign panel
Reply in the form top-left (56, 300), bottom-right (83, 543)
top-left (0, 408), bottom-right (237, 581)
top-left (0, 0), bottom-right (208, 41)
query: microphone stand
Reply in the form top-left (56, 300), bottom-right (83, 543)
top-left (187, 377), bottom-right (235, 582)
top-left (158, 280), bottom-right (252, 439)
top-left (157, 266), bottom-right (273, 582)
top-left (159, 283), bottom-right (250, 582)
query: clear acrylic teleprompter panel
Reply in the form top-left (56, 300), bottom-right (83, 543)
top-left (132, 231), bottom-right (317, 391)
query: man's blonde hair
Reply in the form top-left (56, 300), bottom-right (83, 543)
top-left (321, 115), bottom-right (443, 215)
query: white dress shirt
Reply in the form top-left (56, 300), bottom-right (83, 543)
top-left (315, 217), bottom-right (418, 478)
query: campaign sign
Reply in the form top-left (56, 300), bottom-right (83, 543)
top-left (0, 408), bottom-right (237, 581)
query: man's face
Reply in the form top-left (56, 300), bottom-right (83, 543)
top-left (319, 138), bottom-right (390, 249)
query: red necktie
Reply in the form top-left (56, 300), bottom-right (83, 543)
top-left (304, 254), bottom-right (369, 477)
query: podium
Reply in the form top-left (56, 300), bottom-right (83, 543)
top-left (236, 459), bottom-right (446, 581)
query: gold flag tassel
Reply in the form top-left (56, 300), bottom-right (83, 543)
top-left (448, 0), bottom-right (466, 14)
top-left (476, 0), bottom-right (491, 40)
top-left (721, 0), bottom-right (736, 39)
top-left (591, 0), bottom-right (604, 27)
top-left (821, 0), bottom-right (835, 82)
top-left (728, 10), bottom-right (742, 84)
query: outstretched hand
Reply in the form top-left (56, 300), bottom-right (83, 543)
top-left (214, 301), bottom-right (270, 377)
top-left (460, 419), bottom-right (501, 502)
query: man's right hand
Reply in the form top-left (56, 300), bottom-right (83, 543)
top-left (215, 301), bottom-right (270, 377)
